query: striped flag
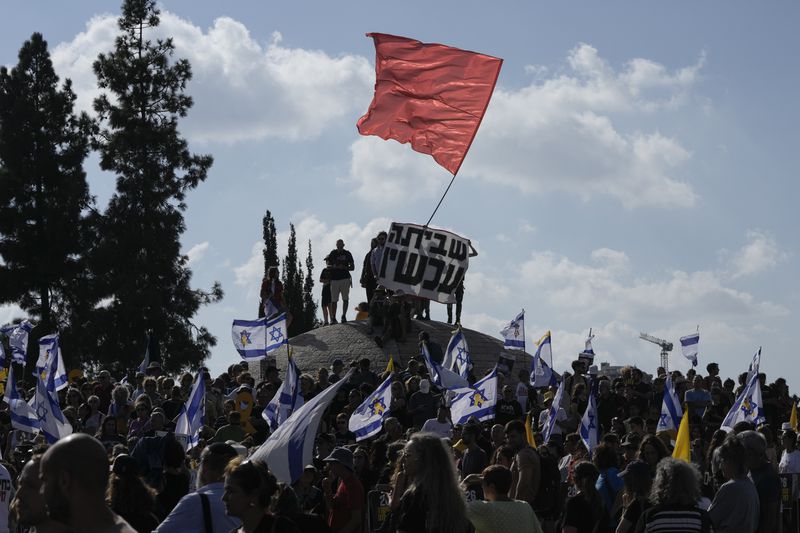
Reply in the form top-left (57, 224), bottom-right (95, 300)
top-left (2, 364), bottom-right (39, 433)
top-left (529, 331), bottom-right (555, 388)
top-left (251, 369), bottom-right (355, 483)
top-left (35, 343), bottom-right (72, 444)
top-left (262, 356), bottom-right (303, 431)
top-left (450, 367), bottom-right (498, 425)
top-left (422, 343), bottom-right (469, 390)
top-left (579, 380), bottom-right (599, 454)
top-left (680, 332), bottom-right (699, 367)
top-left (174, 371), bottom-right (206, 450)
top-left (500, 311), bottom-right (525, 351)
top-left (37, 334), bottom-right (68, 392)
top-left (445, 329), bottom-right (472, 380)
top-left (7, 320), bottom-right (33, 364)
top-left (349, 373), bottom-right (393, 441)
top-left (657, 374), bottom-right (683, 432)
top-left (542, 379), bottom-right (565, 444)
top-left (721, 369), bottom-right (765, 431)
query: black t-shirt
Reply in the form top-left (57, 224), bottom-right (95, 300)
top-left (622, 498), bottom-right (649, 528)
top-left (327, 249), bottom-right (354, 280)
top-left (398, 490), bottom-right (430, 532)
top-left (563, 492), bottom-right (603, 533)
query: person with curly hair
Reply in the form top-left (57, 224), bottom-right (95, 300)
top-left (634, 458), bottom-right (713, 532)
top-left (391, 432), bottom-right (468, 533)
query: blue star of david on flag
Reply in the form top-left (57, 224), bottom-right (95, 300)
top-left (232, 313), bottom-right (288, 360)
top-left (269, 326), bottom-right (284, 343)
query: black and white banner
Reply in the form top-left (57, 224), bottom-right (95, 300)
top-left (377, 222), bottom-right (471, 304)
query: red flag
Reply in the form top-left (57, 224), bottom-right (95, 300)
top-left (357, 33), bottom-right (502, 175)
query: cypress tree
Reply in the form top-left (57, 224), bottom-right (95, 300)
top-left (282, 224), bottom-right (304, 337)
top-left (0, 33), bottom-right (93, 364)
top-left (302, 240), bottom-right (317, 330)
top-left (262, 210), bottom-right (279, 278)
top-left (90, 0), bottom-right (221, 371)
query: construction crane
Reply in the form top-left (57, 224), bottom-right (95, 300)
top-left (639, 332), bottom-right (673, 371)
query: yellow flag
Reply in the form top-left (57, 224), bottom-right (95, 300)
top-left (791, 403), bottom-right (798, 432)
top-left (385, 356), bottom-right (395, 374)
top-left (525, 412), bottom-right (537, 448)
top-left (672, 409), bottom-right (691, 462)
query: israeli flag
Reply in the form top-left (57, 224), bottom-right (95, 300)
top-left (138, 334), bottom-right (150, 374)
top-left (450, 367), bottom-right (499, 425)
top-left (174, 371), bottom-right (206, 450)
top-left (232, 313), bottom-right (289, 360)
top-left (579, 380), bottom-right (599, 454)
top-left (37, 334), bottom-right (68, 392)
top-left (262, 356), bottom-right (303, 431)
top-left (35, 346), bottom-right (72, 444)
top-left (2, 364), bottom-right (39, 433)
top-left (542, 378), bottom-right (565, 444)
top-left (746, 347), bottom-right (761, 382)
top-left (721, 369), bottom-right (765, 431)
top-left (530, 331), bottom-right (555, 388)
top-left (445, 329), bottom-right (472, 380)
top-left (680, 332), bottom-right (699, 367)
top-left (579, 329), bottom-right (595, 362)
top-left (251, 369), bottom-right (354, 483)
top-left (7, 320), bottom-right (33, 364)
top-left (657, 374), bottom-right (683, 432)
top-left (422, 343), bottom-right (469, 390)
top-left (501, 310), bottom-right (525, 351)
top-left (349, 373), bottom-right (393, 441)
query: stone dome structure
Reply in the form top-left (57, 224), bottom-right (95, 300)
top-left (247, 318), bottom-right (533, 382)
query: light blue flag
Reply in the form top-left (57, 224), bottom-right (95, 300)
top-left (262, 356), bottom-right (303, 431)
top-left (37, 334), bottom-right (68, 392)
top-left (349, 373), bottom-right (393, 441)
top-left (251, 369), bottom-right (354, 483)
top-left (7, 320), bottom-right (33, 365)
top-left (500, 310), bottom-right (525, 351)
top-left (138, 334), bottom-right (150, 374)
top-left (657, 374), bottom-right (683, 432)
top-left (35, 345), bottom-right (72, 444)
top-left (232, 313), bottom-right (289, 360)
top-left (445, 329), bottom-right (472, 380)
top-left (579, 380), bottom-right (599, 454)
top-left (175, 371), bottom-right (206, 450)
top-left (542, 378), bottom-right (565, 444)
top-left (422, 343), bottom-right (469, 390)
top-left (680, 332), bottom-right (699, 367)
top-left (450, 367), bottom-right (499, 425)
top-left (721, 368), bottom-right (765, 431)
top-left (2, 364), bottom-right (39, 433)
top-left (530, 331), bottom-right (555, 388)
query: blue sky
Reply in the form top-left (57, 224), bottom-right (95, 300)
top-left (2, 1), bottom-right (798, 387)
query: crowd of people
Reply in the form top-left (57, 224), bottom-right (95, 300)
top-left (0, 339), bottom-right (797, 533)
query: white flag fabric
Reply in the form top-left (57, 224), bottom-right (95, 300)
top-left (2, 364), bottom-right (39, 433)
top-left (174, 371), bottom-right (206, 450)
top-left (232, 313), bottom-right (289, 360)
top-left (37, 334), bottom-right (68, 391)
top-left (680, 333), bottom-right (699, 367)
top-left (445, 329), bottom-right (472, 380)
top-left (422, 343), bottom-right (469, 390)
top-left (7, 320), bottom-right (33, 364)
top-left (657, 374), bottom-right (683, 432)
top-left (500, 310), bottom-right (525, 351)
top-left (251, 369), bottom-right (354, 483)
top-left (542, 379), bottom-right (565, 444)
top-left (529, 331), bottom-right (555, 388)
top-left (721, 370), bottom-right (765, 431)
top-left (746, 347), bottom-right (762, 383)
top-left (579, 382), bottom-right (599, 454)
top-left (138, 335), bottom-right (150, 374)
top-left (349, 373), bottom-right (394, 441)
top-left (450, 367), bottom-right (498, 425)
top-left (35, 342), bottom-right (72, 444)
top-left (262, 357), bottom-right (304, 431)
top-left (579, 330), bottom-right (595, 363)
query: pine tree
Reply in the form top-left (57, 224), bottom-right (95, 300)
top-left (302, 240), bottom-right (317, 330)
top-left (262, 210), bottom-right (278, 278)
top-left (89, 0), bottom-right (221, 371)
top-left (0, 33), bottom-right (93, 364)
top-left (282, 224), bottom-right (305, 337)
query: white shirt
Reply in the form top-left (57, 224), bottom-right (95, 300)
top-left (421, 418), bottom-right (453, 438)
top-left (515, 382), bottom-right (528, 413)
top-left (779, 449), bottom-right (800, 474)
top-left (0, 464), bottom-right (12, 533)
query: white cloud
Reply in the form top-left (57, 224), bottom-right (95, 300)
top-left (346, 43), bottom-right (702, 209)
top-left (725, 229), bottom-right (783, 279)
top-left (0, 304), bottom-right (25, 325)
top-left (52, 12), bottom-right (373, 143)
top-left (186, 241), bottom-right (210, 266)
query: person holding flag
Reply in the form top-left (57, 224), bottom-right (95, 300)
top-left (261, 355), bottom-right (303, 431)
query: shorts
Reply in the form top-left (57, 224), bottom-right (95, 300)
top-left (321, 284), bottom-right (331, 306)
top-left (330, 278), bottom-right (351, 302)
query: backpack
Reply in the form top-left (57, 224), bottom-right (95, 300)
top-left (533, 449), bottom-right (563, 519)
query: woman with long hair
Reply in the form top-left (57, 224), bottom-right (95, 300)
top-left (106, 454), bottom-right (160, 533)
top-left (222, 457), bottom-right (299, 533)
top-left (637, 435), bottom-right (669, 477)
top-left (614, 460), bottom-right (652, 533)
top-left (562, 461), bottom-right (607, 533)
top-left (393, 432), bottom-right (468, 533)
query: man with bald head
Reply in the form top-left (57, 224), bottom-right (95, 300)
top-left (15, 453), bottom-right (67, 533)
top-left (39, 434), bottom-right (136, 533)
